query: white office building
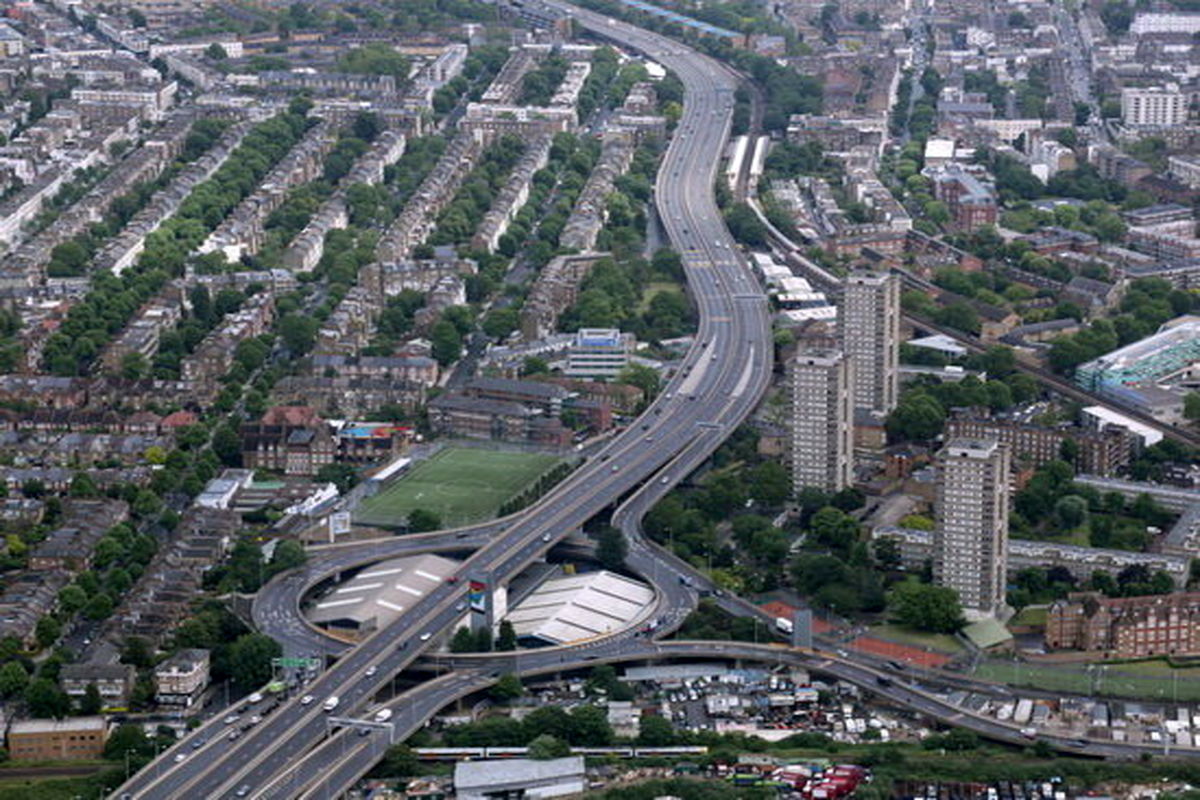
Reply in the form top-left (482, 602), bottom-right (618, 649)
top-left (565, 328), bottom-right (634, 380)
top-left (839, 271), bottom-right (900, 416)
top-left (788, 349), bottom-right (854, 493)
top-left (1121, 87), bottom-right (1187, 128)
top-left (934, 438), bottom-right (1010, 617)
top-left (1131, 12), bottom-right (1200, 35)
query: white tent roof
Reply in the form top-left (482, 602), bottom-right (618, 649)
top-left (505, 570), bottom-right (653, 645)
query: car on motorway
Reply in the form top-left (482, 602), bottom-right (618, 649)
top-left (174, 752), bottom-right (187, 763)
top-left (611, 464), bottom-right (619, 472)
top-left (446, 576), bottom-right (459, 584)
top-left (455, 601), bottom-right (466, 611)
top-left (223, 714), bottom-right (240, 725)
top-left (542, 533), bottom-right (551, 542)
top-left (420, 632), bottom-right (432, 641)
top-left (374, 709), bottom-right (393, 723)
top-left (248, 692), bottom-right (263, 703)
top-left (228, 730), bottom-right (241, 741)
top-left (365, 665), bottom-right (378, 677)
top-left (323, 696), bottom-right (340, 712)
top-left (235, 785), bottom-right (251, 798)
top-left (191, 738), bottom-right (206, 750)
top-left (660, 476), bottom-right (670, 484)
top-left (249, 714), bottom-right (262, 725)
top-left (300, 694), bottom-right (315, 705)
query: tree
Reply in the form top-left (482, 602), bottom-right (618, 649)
top-left (268, 540), bottom-right (307, 575)
top-left (566, 704), bottom-right (612, 745)
top-left (527, 734), bottom-right (570, 759)
top-left (473, 627), bottom-right (493, 653)
top-left (450, 627), bottom-right (475, 653)
top-left (521, 356), bottom-right (549, 376)
top-left (352, 112), bottom-right (382, 142)
top-left (35, 616), bottom-right (61, 650)
top-left (279, 314), bottom-right (318, 356)
top-left (227, 633), bottom-right (281, 693)
top-left (496, 620), bottom-right (518, 652)
top-left (25, 678), bottom-right (70, 718)
top-left (58, 584), bottom-right (87, 616)
top-left (637, 714), bottom-right (676, 746)
top-left (748, 462), bottom-right (790, 507)
top-left (1185, 392), bottom-right (1200, 422)
top-left (0, 661), bottom-right (29, 698)
top-left (617, 363), bottom-right (660, 401)
top-left (79, 683), bottom-right (102, 715)
top-left (407, 508), bottom-right (441, 533)
top-left (886, 392), bottom-right (946, 442)
top-left (121, 636), bottom-right (153, 669)
top-left (1055, 495), bottom-right (1089, 529)
top-left (596, 526), bottom-right (627, 571)
top-left (430, 320), bottom-right (462, 366)
top-left (212, 423), bottom-right (242, 467)
top-left (104, 723), bottom-right (149, 760)
top-left (888, 581), bottom-right (964, 633)
top-left (205, 43), bottom-right (228, 60)
top-left (377, 743), bottom-right (419, 777)
top-left (491, 673), bottom-right (523, 701)
top-left (873, 536), bottom-right (902, 571)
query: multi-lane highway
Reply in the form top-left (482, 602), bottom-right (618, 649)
top-left (114, 5), bottom-right (772, 797)
top-left (230, 635), bottom-right (1200, 799)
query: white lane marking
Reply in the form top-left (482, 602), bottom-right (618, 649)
top-left (316, 598), bottom-right (363, 609)
top-left (359, 567), bottom-right (404, 579)
top-left (337, 583), bottom-right (382, 593)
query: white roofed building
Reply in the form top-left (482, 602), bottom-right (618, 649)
top-left (505, 570), bottom-right (653, 646)
top-left (307, 553), bottom-right (461, 639)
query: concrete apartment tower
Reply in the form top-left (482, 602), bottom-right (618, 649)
top-left (788, 349), bottom-right (854, 494)
top-left (839, 271), bottom-right (900, 416)
top-left (934, 438), bottom-right (1011, 618)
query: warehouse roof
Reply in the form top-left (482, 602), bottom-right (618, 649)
top-left (505, 570), bottom-right (653, 645)
top-left (307, 553), bottom-right (460, 632)
top-left (455, 756), bottom-right (585, 792)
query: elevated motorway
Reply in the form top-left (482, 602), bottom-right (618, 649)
top-left (257, 639), bottom-right (1200, 799)
top-left (114, 5), bottom-right (772, 798)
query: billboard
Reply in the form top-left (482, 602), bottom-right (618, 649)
top-left (468, 580), bottom-right (487, 613)
top-left (329, 512), bottom-right (352, 537)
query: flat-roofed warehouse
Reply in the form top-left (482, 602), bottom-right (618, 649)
top-left (505, 570), bottom-right (653, 646)
top-left (455, 756), bottom-right (585, 800)
top-left (306, 553), bottom-right (460, 639)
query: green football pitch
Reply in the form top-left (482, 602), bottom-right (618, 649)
top-left (353, 447), bottom-right (562, 528)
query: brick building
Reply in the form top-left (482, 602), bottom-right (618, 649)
top-left (7, 717), bottom-right (107, 761)
top-left (945, 411), bottom-right (1134, 476)
top-left (240, 406), bottom-right (336, 476)
top-left (1046, 591), bottom-right (1200, 657)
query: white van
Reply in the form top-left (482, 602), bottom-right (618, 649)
top-left (323, 696), bottom-right (340, 713)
